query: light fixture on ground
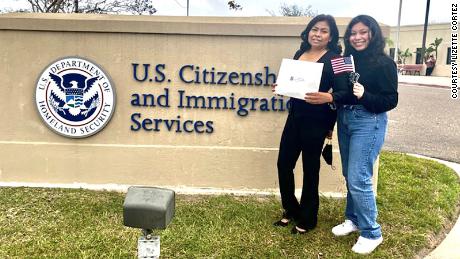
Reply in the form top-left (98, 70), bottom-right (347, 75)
top-left (123, 186), bottom-right (175, 259)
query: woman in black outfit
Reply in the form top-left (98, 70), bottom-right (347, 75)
top-left (272, 14), bottom-right (347, 234)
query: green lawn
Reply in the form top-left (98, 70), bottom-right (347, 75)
top-left (0, 152), bottom-right (459, 258)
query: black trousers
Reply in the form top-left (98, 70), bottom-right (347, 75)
top-left (426, 66), bottom-right (434, 76)
top-left (277, 114), bottom-right (329, 229)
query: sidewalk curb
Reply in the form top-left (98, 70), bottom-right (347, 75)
top-left (0, 181), bottom-right (345, 199)
top-left (407, 154), bottom-right (460, 259)
top-left (399, 82), bottom-right (450, 89)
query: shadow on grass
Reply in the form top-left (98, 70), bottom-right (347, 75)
top-left (0, 152), bottom-right (459, 258)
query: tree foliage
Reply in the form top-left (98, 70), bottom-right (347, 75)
top-left (227, 1), bottom-right (242, 11)
top-left (24, 0), bottom-right (157, 15)
top-left (429, 37), bottom-right (443, 59)
top-left (4, 1), bottom-right (243, 15)
top-left (424, 46), bottom-right (435, 60)
top-left (422, 37), bottom-right (442, 61)
top-left (398, 48), bottom-right (413, 64)
top-left (267, 3), bottom-right (317, 17)
top-left (385, 37), bottom-right (394, 48)
top-left (280, 3), bottom-right (316, 16)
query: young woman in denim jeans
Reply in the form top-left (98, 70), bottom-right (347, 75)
top-left (329, 15), bottom-right (398, 254)
top-left (306, 14), bottom-right (398, 253)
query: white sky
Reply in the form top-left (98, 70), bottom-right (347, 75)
top-left (0, 0), bottom-right (452, 26)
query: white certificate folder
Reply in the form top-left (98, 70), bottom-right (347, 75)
top-left (275, 58), bottom-right (324, 100)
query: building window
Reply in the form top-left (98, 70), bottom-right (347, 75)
top-left (415, 48), bottom-right (422, 64)
top-left (447, 47), bottom-right (451, 64)
top-left (389, 48), bottom-right (395, 59)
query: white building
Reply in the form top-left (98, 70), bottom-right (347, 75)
top-left (389, 23), bottom-right (451, 76)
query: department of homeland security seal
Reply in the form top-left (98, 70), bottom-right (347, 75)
top-left (35, 57), bottom-right (116, 138)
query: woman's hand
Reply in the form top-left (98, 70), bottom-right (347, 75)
top-left (304, 92), bottom-right (333, 104)
top-left (272, 83), bottom-right (283, 96)
top-left (353, 83), bottom-right (364, 99)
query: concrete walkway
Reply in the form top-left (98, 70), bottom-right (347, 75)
top-left (398, 74), bottom-right (450, 88)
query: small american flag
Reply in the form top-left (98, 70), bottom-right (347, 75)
top-left (331, 56), bottom-right (354, 74)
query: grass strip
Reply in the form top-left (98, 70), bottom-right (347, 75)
top-left (0, 152), bottom-right (459, 258)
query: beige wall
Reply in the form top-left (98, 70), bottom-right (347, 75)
top-left (389, 23), bottom-right (451, 76)
top-left (0, 13), bottom-right (383, 195)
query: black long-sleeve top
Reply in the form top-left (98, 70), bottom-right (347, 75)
top-left (288, 50), bottom-right (348, 131)
top-left (332, 52), bottom-right (398, 113)
top-left (289, 50), bottom-right (348, 130)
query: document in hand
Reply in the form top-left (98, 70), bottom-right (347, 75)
top-left (275, 58), bottom-right (324, 100)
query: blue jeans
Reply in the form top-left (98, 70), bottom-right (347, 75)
top-left (337, 105), bottom-right (387, 239)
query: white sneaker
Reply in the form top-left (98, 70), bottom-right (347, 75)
top-left (351, 236), bottom-right (383, 254)
top-left (332, 220), bottom-right (358, 236)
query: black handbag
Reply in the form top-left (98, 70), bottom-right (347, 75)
top-left (322, 139), bottom-right (335, 170)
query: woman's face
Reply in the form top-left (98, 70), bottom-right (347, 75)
top-left (308, 21), bottom-right (331, 50)
top-left (349, 22), bottom-right (371, 51)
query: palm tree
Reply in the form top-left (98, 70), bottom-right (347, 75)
top-left (429, 37), bottom-right (443, 59)
top-left (398, 48), bottom-right (413, 64)
top-left (424, 46), bottom-right (435, 60)
top-left (385, 38), bottom-right (394, 48)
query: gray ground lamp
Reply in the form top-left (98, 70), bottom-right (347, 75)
top-left (123, 186), bottom-right (175, 258)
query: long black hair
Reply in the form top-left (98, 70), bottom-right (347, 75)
top-left (344, 15), bottom-right (386, 60)
top-left (298, 14), bottom-right (341, 54)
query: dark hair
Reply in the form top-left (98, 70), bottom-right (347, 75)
top-left (299, 14), bottom-right (341, 54)
top-left (344, 15), bottom-right (385, 58)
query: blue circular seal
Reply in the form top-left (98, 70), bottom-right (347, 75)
top-left (35, 57), bottom-right (116, 138)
